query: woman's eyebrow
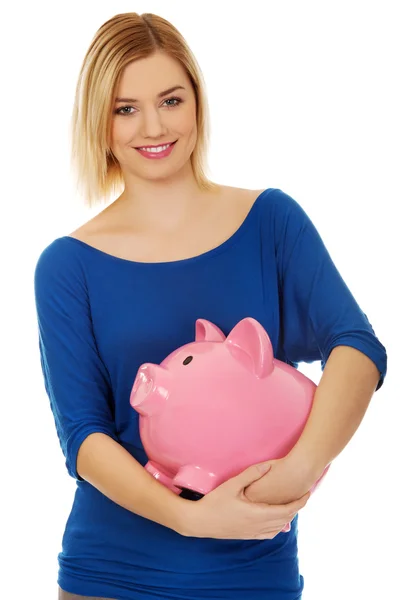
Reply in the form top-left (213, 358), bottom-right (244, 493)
top-left (115, 85), bottom-right (186, 103)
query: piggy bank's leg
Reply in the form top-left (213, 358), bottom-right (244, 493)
top-left (145, 461), bottom-right (181, 494)
top-left (173, 464), bottom-right (218, 496)
top-left (179, 488), bottom-right (204, 501)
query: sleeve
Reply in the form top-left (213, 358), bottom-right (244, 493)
top-left (273, 189), bottom-right (387, 391)
top-left (33, 239), bottom-right (120, 481)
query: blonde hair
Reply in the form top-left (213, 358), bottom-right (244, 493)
top-left (69, 12), bottom-right (219, 209)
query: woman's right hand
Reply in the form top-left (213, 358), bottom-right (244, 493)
top-left (180, 463), bottom-right (311, 540)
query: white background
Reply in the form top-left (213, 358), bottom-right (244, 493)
top-left (1, 1), bottom-right (399, 599)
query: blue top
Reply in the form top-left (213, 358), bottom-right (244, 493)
top-left (34, 188), bottom-right (387, 600)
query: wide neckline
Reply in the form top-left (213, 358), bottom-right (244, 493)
top-left (60, 188), bottom-right (271, 267)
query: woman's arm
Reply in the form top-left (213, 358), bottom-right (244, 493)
top-left (245, 190), bottom-right (387, 506)
top-left (77, 432), bottom-right (191, 533)
top-left (34, 243), bottom-right (193, 534)
top-left (77, 432), bottom-right (311, 541)
top-left (285, 345), bottom-right (380, 474)
top-left (245, 345), bottom-right (381, 504)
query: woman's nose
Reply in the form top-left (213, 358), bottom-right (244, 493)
top-left (140, 108), bottom-right (168, 138)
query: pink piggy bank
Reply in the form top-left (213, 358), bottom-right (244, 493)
top-left (130, 317), bottom-right (330, 500)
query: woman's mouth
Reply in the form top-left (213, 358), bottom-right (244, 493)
top-left (135, 140), bottom-right (177, 159)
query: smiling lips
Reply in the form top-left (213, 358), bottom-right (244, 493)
top-left (135, 140), bottom-right (177, 159)
top-left (136, 141), bottom-right (175, 150)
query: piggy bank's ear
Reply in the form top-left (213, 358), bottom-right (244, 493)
top-left (195, 319), bottom-right (226, 342)
top-left (225, 317), bottom-right (274, 378)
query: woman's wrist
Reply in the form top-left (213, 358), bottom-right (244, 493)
top-left (171, 495), bottom-right (204, 537)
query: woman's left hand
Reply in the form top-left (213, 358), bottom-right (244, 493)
top-left (244, 456), bottom-right (314, 506)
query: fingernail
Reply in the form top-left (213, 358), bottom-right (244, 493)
top-left (257, 462), bottom-right (271, 473)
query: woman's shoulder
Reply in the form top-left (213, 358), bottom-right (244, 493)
top-left (230, 185), bottom-right (301, 218)
top-left (34, 234), bottom-right (88, 290)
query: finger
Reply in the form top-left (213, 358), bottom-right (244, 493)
top-left (288, 511), bottom-right (298, 520)
top-left (256, 528), bottom-right (283, 540)
top-left (234, 463), bottom-right (272, 489)
top-left (265, 492), bottom-right (310, 518)
top-left (261, 519), bottom-right (293, 532)
top-left (299, 490), bottom-right (312, 501)
top-left (288, 491), bottom-right (311, 510)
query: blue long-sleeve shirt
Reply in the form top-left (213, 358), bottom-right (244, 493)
top-left (34, 187), bottom-right (387, 600)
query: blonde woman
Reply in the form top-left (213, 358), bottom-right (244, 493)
top-left (34, 12), bottom-right (387, 600)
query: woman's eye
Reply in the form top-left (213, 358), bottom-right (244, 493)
top-left (116, 106), bottom-right (134, 115)
top-left (164, 97), bottom-right (182, 108)
top-left (115, 97), bottom-right (182, 116)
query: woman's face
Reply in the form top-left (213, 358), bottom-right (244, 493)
top-left (110, 52), bottom-right (198, 181)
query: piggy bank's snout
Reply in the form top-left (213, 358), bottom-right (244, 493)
top-left (130, 365), bottom-right (154, 411)
top-left (130, 363), bottom-right (170, 416)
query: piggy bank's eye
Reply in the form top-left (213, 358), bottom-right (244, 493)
top-left (183, 356), bottom-right (193, 365)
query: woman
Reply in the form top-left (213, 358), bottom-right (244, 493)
top-left (34, 11), bottom-right (387, 600)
